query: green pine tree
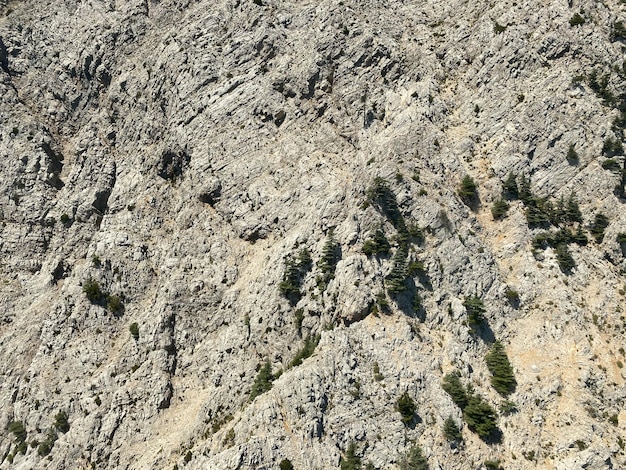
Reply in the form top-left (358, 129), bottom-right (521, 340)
top-left (463, 393), bottom-right (498, 438)
top-left (443, 415), bottom-right (462, 442)
top-left (502, 172), bottom-right (518, 199)
top-left (399, 444), bottom-right (429, 470)
top-left (442, 372), bottom-right (469, 409)
top-left (485, 341), bottom-right (517, 396)
top-left (396, 392), bottom-right (416, 425)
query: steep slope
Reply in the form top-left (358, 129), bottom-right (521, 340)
top-left (0, 0), bottom-right (625, 468)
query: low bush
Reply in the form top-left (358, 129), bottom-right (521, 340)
top-left (289, 335), bottom-right (320, 368)
top-left (37, 429), bottom-right (57, 456)
top-left (499, 399), bottom-right (518, 415)
top-left (129, 322), bottom-right (139, 341)
top-left (491, 199), bottom-right (509, 220)
top-left (566, 145), bottom-right (579, 164)
top-left (279, 459), bottom-right (294, 470)
top-left (602, 158), bottom-right (621, 172)
top-left (502, 172), bottom-right (518, 199)
top-left (555, 243), bottom-right (576, 272)
top-left (317, 231), bottom-right (339, 289)
top-left (589, 213), bottom-right (610, 243)
top-left (106, 295), bottom-right (123, 315)
top-left (458, 175), bottom-right (478, 207)
top-left (8, 421), bottom-right (26, 443)
top-left (249, 360), bottom-right (273, 402)
top-left (399, 444), bottom-right (429, 470)
top-left (484, 460), bottom-right (504, 470)
top-left (442, 372), bottom-right (468, 409)
top-left (569, 13), bottom-right (585, 26)
top-left (340, 442), bottom-right (362, 470)
top-left (463, 296), bottom-right (486, 330)
top-left (396, 392), bottom-right (417, 425)
top-left (83, 278), bottom-right (103, 303)
top-left (54, 411), bottom-right (70, 433)
top-left (362, 229), bottom-right (390, 256)
top-left (386, 245), bottom-right (409, 294)
top-left (504, 287), bottom-right (520, 306)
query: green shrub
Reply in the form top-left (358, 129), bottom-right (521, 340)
top-left (294, 309), bottom-right (305, 335)
top-left (523, 450), bottom-right (536, 461)
top-left (491, 199), bottom-right (509, 220)
top-left (504, 287), bottom-right (520, 306)
top-left (374, 291), bottom-right (390, 313)
top-left (340, 442), bottom-right (362, 470)
top-left (407, 222), bottom-right (425, 244)
top-left (485, 341), bottom-right (517, 396)
top-left (280, 248), bottom-right (313, 302)
top-left (54, 411), bottom-right (70, 433)
top-left (463, 296), bottom-right (486, 330)
top-left (502, 172), bottom-right (518, 199)
top-left (8, 421), bottom-right (26, 443)
top-left (524, 199), bottom-right (551, 227)
top-left (279, 459), bottom-right (294, 470)
top-left (106, 295), bottom-right (123, 315)
top-left (289, 335), bottom-right (320, 368)
top-left (399, 444), bottom-right (428, 470)
top-left (602, 158), bottom-right (621, 172)
top-left (570, 227), bottom-right (589, 245)
top-left (442, 372), bottom-right (468, 409)
top-left (249, 360), bottom-right (273, 401)
top-left (499, 399), bottom-right (518, 415)
top-left (602, 138), bottom-right (623, 157)
top-left (60, 213), bottom-right (70, 225)
top-left (83, 278), bottom-right (103, 303)
top-left (484, 460), bottom-right (504, 470)
top-left (396, 392), bottom-right (417, 425)
top-left (37, 428), bottom-right (57, 456)
top-left (618, 233), bottom-right (626, 244)
top-left (569, 13), bottom-right (585, 26)
top-left (566, 145), bottom-right (579, 164)
top-left (129, 322), bottom-right (139, 341)
top-left (458, 175), bottom-right (478, 206)
top-left (493, 22), bottom-right (507, 34)
top-left (443, 415), bottom-right (462, 442)
top-left (589, 213), bottom-right (610, 243)
top-left (611, 20), bottom-right (626, 41)
top-left (373, 362), bottom-right (384, 381)
top-left (15, 440), bottom-right (27, 455)
top-left (555, 243), bottom-right (575, 272)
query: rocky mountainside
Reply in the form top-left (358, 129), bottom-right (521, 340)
top-left (1, 0), bottom-right (626, 468)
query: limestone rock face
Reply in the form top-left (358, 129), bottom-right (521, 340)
top-left (1, 0), bottom-right (626, 468)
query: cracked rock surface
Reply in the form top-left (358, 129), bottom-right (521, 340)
top-left (1, 0), bottom-right (626, 468)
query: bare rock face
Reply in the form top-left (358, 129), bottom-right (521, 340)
top-left (1, 0), bottom-right (626, 469)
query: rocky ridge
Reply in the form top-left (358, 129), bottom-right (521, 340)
top-left (0, 0), bottom-right (626, 468)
